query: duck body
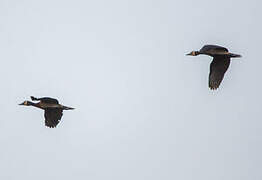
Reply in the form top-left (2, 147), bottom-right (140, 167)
top-left (19, 96), bottom-right (74, 128)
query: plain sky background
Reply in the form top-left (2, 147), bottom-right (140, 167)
top-left (0, 0), bottom-right (261, 179)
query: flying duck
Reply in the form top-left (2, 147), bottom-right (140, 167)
top-left (19, 96), bottom-right (74, 128)
top-left (186, 45), bottom-right (241, 90)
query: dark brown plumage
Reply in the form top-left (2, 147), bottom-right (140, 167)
top-left (44, 108), bottom-right (63, 128)
top-left (186, 45), bottom-right (241, 90)
top-left (19, 96), bottom-right (74, 128)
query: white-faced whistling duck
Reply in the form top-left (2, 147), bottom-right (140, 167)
top-left (186, 45), bottom-right (241, 90)
top-left (19, 96), bottom-right (74, 128)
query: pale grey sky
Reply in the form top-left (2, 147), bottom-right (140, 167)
top-left (0, 0), bottom-right (261, 179)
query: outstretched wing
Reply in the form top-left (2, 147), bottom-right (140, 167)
top-left (209, 57), bottom-right (230, 90)
top-left (200, 45), bottom-right (228, 55)
top-left (44, 108), bottom-right (63, 128)
top-left (32, 97), bottom-right (59, 104)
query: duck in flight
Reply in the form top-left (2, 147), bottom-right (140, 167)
top-left (186, 45), bottom-right (241, 90)
top-left (19, 96), bottom-right (74, 128)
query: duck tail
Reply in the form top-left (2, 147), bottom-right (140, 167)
top-left (30, 96), bottom-right (39, 101)
top-left (63, 106), bottom-right (74, 110)
top-left (229, 53), bottom-right (242, 58)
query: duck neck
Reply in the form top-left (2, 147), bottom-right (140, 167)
top-left (28, 101), bottom-right (42, 109)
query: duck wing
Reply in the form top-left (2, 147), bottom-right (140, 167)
top-left (44, 108), bottom-right (63, 128)
top-left (31, 96), bottom-right (59, 104)
top-left (209, 56), bottom-right (230, 90)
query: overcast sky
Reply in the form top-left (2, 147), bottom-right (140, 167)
top-left (0, 0), bottom-right (261, 179)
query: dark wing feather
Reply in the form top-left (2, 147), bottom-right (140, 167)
top-left (209, 57), bottom-right (230, 90)
top-left (200, 45), bottom-right (228, 55)
top-left (39, 97), bottom-right (59, 104)
top-left (44, 108), bottom-right (63, 128)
